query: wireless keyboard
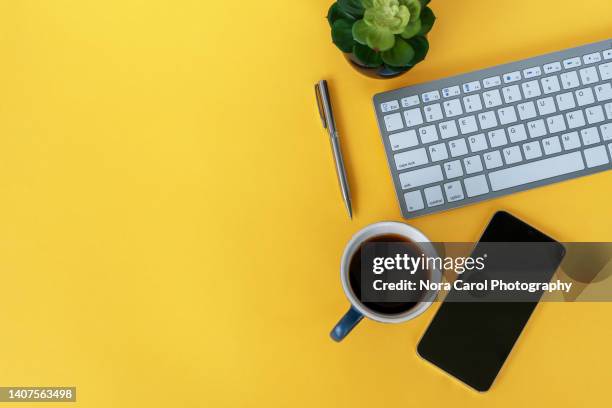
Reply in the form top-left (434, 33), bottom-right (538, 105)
top-left (373, 39), bottom-right (612, 219)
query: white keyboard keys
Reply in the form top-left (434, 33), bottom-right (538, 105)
top-left (439, 120), bottom-right (459, 139)
top-left (541, 75), bottom-right (561, 94)
top-left (419, 125), bottom-right (439, 143)
top-left (389, 130), bottom-right (418, 151)
top-left (404, 190), bottom-right (425, 212)
top-left (503, 71), bottom-right (521, 83)
top-left (579, 66), bottom-right (599, 85)
top-left (498, 106), bottom-right (518, 125)
top-left (537, 97), bottom-right (556, 115)
top-left (503, 146), bottom-right (523, 164)
top-left (508, 124), bottom-right (528, 142)
top-left (600, 62), bottom-right (612, 80)
top-left (605, 50), bottom-right (612, 60)
top-left (583, 52), bottom-right (602, 64)
top-left (542, 136), bottom-right (562, 155)
top-left (560, 71), bottom-right (580, 89)
top-left (428, 143), bottom-right (449, 162)
top-left (401, 95), bottom-right (420, 108)
top-left (394, 148), bottom-right (428, 170)
top-left (404, 108), bottom-right (424, 127)
top-left (424, 186), bottom-right (445, 207)
top-left (586, 106), bottom-right (605, 124)
top-left (523, 66), bottom-right (542, 78)
top-left (443, 99), bottom-right (463, 117)
top-left (580, 127), bottom-right (601, 146)
top-left (444, 181), bottom-right (464, 202)
top-left (399, 165), bottom-right (443, 189)
top-left (543, 62), bottom-right (562, 74)
top-left (575, 87), bottom-right (595, 106)
top-left (556, 92), bottom-right (576, 111)
top-left (606, 103), bottom-right (612, 119)
top-left (595, 83), bottom-right (612, 102)
top-left (484, 150), bottom-right (503, 169)
top-left (459, 116), bottom-right (478, 134)
top-left (442, 86), bottom-right (461, 98)
top-left (422, 90), bottom-right (441, 103)
top-left (546, 114), bottom-right (567, 134)
top-left (502, 85), bottom-right (522, 103)
top-left (488, 129), bottom-right (508, 148)
top-left (381, 100), bottom-right (400, 112)
top-left (483, 76), bottom-right (502, 88)
top-left (444, 160), bottom-right (463, 178)
top-left (561, 132), bottom-right (581, 150)
top-left (478, 111), bottom-right (498, 129)
top-left (489, 151), bottom-right (585, 191)
top-left (483, 90), bottom-right (503, 108)
top-left (384, 113), bottom-right (403, 132)
top-left (523, 141), bottom-right (543, 159)
top-left (584, 146), bottom-right (609, 167)
top-left (464, 175), bottom-right (489, 197)
top-left (468, 133), bottom-right (488, 152)
top-left (528, 119), bottom-right (547, 138)
top-left (464, 155), bottom-right (484, 174)
top-left (563, 57), bottom-right (581, 69)
top-left (522, 80), bottom-right (542, 98)
top-left (601, 123), bottom-right (612, 141)
top-left (449, 138), bottom-right (469, 157)
top-left (424, 103), bottom-right (444, 122)
top-left (462, 81), bottom-right (481, 93)
top-left (463, 95), bottom-right (483, 113)
top-left (566, 110), bottom-right (586, 129)
top-left (518, 101), bottom-right (538, 120)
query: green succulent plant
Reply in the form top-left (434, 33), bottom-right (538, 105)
top-left (327, 0), bottom-right (435, 75)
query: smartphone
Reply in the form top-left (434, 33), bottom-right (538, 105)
top-left (417, 211), bottom-right (565, 392)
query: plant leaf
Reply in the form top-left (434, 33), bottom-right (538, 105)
top-left (366, 27), bottom-right (395, 52)
top-left (352, 19), bottom-right (370, 45)
top-left (327, 2), bottom-right (356, 27)
top-left (408, 35), bottom-right (429, 64)
top-left (400, 19), bottom-right (421, 39)
top-left (337, 0), bottom-right (365, 19)
top-left (353, 43), bottom-right (383, 67)
top-left (419, 0), bottom-right (431, 6)
top-left (381, 37), bottom-right (415, 67)
top-left (419, 7), bottom-right (435, 35)
top-left (331, 19), bottom-right (356, 53)
top-left (403, 0), bottom-right (422, 22)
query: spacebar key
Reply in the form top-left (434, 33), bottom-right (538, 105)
top-left (489, 152), bottom-right (585, 191)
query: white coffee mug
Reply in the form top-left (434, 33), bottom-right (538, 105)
top-left (331, 222), bottom-right (442, 342)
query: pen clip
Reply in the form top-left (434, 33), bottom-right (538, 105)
top-left (314, 82), bottom-right (328, 129)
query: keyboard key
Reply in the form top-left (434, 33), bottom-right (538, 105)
top-left (536, 97), bottom-right (556, 116)
top-left (483, 90), bottom-right (503, 107)
top-left (605, 49), bottom-right (612, 60)
top-left (384, 113), bottom-right (403, 132)
top-left (442, 86), bottom-right (461, 98)
top-left (424, 103), bottom-right (444, 122)
top-left (518, 101), bottom-right (537, 120)
top-left (463, 95), bottom-right (483, 113)
top-left (523, 141), bottom-right (543, 159)
top-left (503, 71), bottom-right (521, 83)
top-left (463, 155), bottom-right (483, 174)
top-left (489, 151), bottom-right (585, 191)
top-left (399, 165), bottom-right (443, 189)
top-left (606, 103), bottom-right (612, 119)
top-left (563, 57), bottom-right (581, 69)
top-left (546, 114), bottom-right (567, 134)
top-left (424, 185), bottom-right (445, 207)
top-left (541, 76), bottom-right (561, 94)
top-left (561, 132), bottom-right (581, 150)
top-left (508, 124), bottom-right (528, 142)
top-left (428, 143), bottom-right (449, 162)
top-left (443, 160), bottom-right (463, 178)
top-left (488, 129), bottom-right (508, 148)
top-left (483, 76), bottom-right (502, 88)
top-left (575, 88), bottom-right (595, 106)
top-left (484, 150), bottom-right (503, 169)
top-left (380, 100), bottom-right (399, 112)
top-left (583, 52), bottom-right (602, 64)
top-left (543, 62), bottom-right (562, 74)
top-left (523, 66), bottom-right (542, 78)
top-left (462, 81), bottom-right (481, 93)
top-left (418, 125), bottom-right (439, 143)
top-left (595, 83), bottom-right (612, 102)
top-left (502, 85), bottom-right (522, 103)
top-left (404, 108), bottom-right (424, 127)
top-left (449, 138), bottom-right (469, 157)
top-left (459, 116), bottom-right (478, 134)
top-left (580, 127), bottom-right (601, 146)
top-left (542, 136), bottom-right (562, 155)
top-left (443, 181), bottom-right (464, 202)
top-left (586, 106), bottom-right (605, 124)
top-left (579, 67), bottom-right (599, 85)
top-left (498, 106), bottom-right (518, 125)
top-left (478, 111), bottom-right (498, 130)
top-left (394, 148), bottom-right (428, 170)
top-left (401, 95), bottom-right (420, 108)
top-left (601, 123), bottom-right (612, 141)
top-left (503, 146), bottom-right (523, 165)
top-left (468, 133), bottom-right (488, 152)
top-left (439, 120), bottom-right (459, 139)
top-left (600, 62), bottom-right (612, 80)
top-left (566, 110), bottom-right (586, 129)
top-left (556, 92), bottom-right (576, 111)
top-left (389, 130), bottom-right (418, 151)
top-left (584, 145), bottom-right (609, 167)
top-left (527, 119), bottom-right (547, 138)
top-left (404, 190), bottom-right (425, 212)
top-left (464, 175), bottom-right (489, 197)
top-left (422, 91), bottom-right (441, 103)
top-left (443, 99), bottom-right (463, 117)
top-left (560, 71), bottom-right (580, 89)
top-left (522, 80), bottom-right (542, 98)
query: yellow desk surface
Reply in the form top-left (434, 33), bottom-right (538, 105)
top-left (0, 1), bottom-right (611, 407)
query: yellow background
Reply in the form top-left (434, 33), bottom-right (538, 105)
top-left (0, 0), bottom-right (611, 407)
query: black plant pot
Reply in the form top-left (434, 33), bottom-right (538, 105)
top-left (344, 53), bottom-right (413, 79)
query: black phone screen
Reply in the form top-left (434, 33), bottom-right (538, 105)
top-left (417, 211), bottom-right (565, 391)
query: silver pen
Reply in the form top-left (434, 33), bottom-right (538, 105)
top-left (315, 80), bottom-right (353, 219)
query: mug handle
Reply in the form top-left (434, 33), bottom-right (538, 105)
top-left (330, 306), bottom-right (364, 342)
